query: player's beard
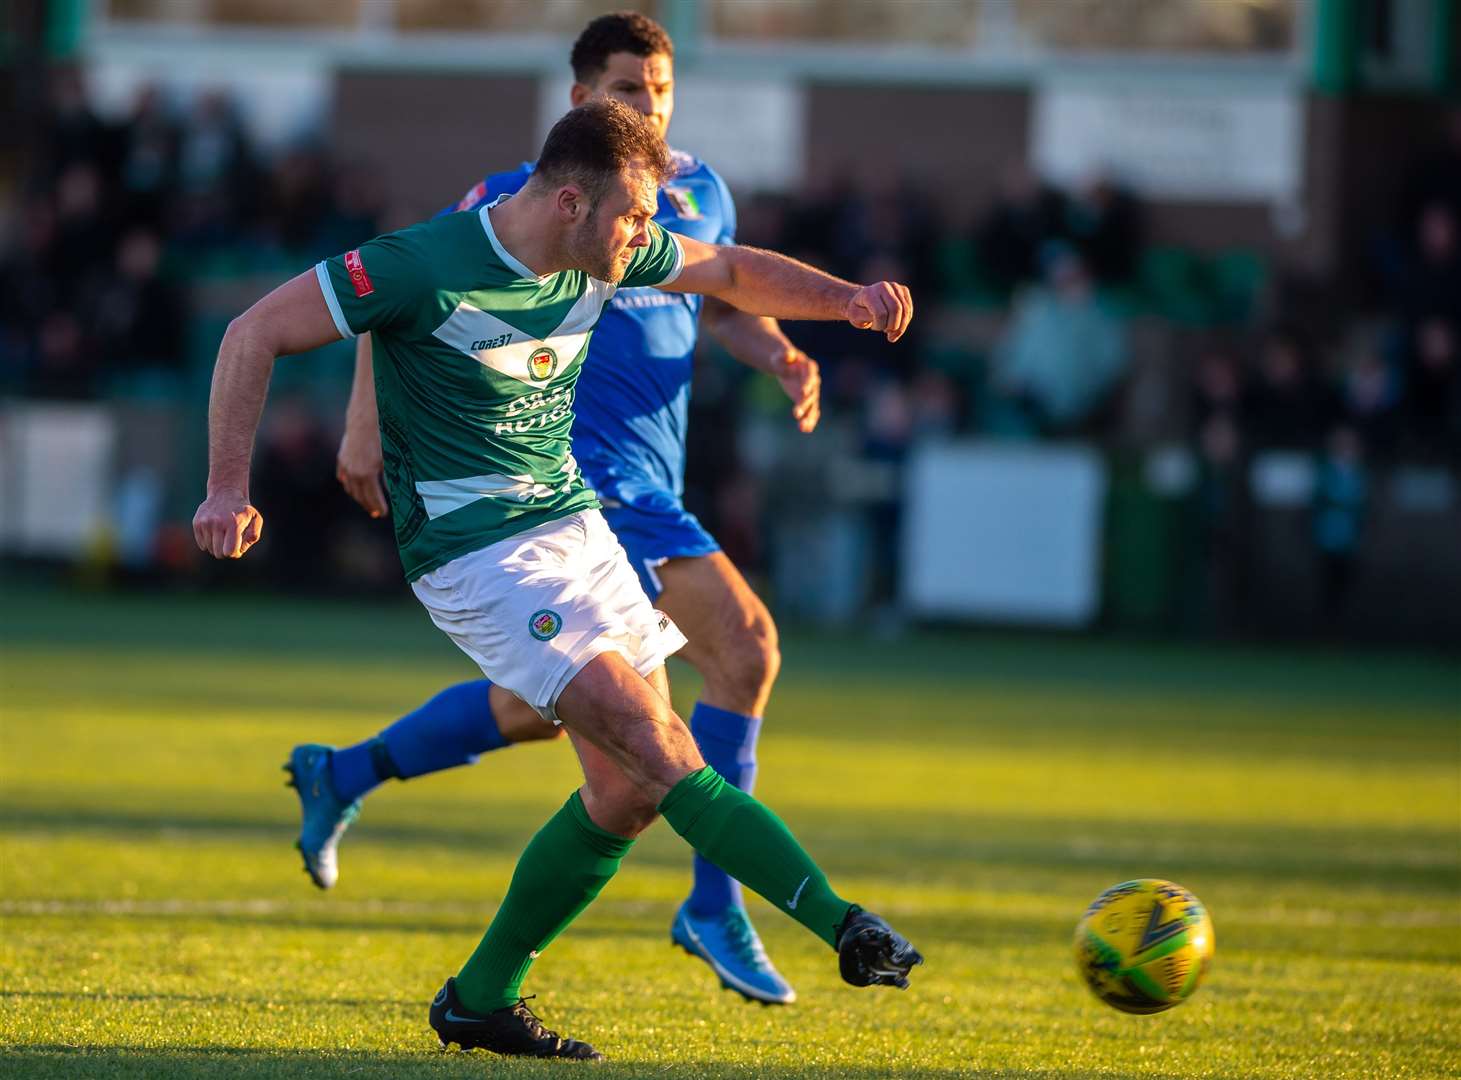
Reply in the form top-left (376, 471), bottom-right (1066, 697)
top-left (568, 210), bottom-right (625, 284)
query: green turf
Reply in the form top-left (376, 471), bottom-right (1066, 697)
top-left (2, 584), bottom-right (1458, 1079)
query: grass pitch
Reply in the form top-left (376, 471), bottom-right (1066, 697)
top-left (1, 583), bottom-right (1458, 1079)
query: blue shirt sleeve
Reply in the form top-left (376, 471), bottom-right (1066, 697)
top-left (709, 166), bottom-right (737, 246)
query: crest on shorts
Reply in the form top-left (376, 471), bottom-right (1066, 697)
top-left (529, 609), bottom-right (563, 641)
top-left (527, 346), bottom-right (558, 382)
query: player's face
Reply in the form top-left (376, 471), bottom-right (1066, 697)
top-left (570, 163), bottom-right (658, 283)
top-left (577, 51), bottom-right (675, 138)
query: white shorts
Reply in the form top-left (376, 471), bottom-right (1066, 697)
top-left (410, 509), bottom-right (687, 724)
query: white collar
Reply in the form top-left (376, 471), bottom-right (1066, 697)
top-left (479, 194), bottom-right (548, 283)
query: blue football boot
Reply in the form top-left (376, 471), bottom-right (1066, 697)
top-left (283, 744), bottom-right (360, 890)
top-left (671, 901), bottom-right (796, 1004)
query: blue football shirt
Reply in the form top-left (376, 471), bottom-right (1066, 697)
top-left (439, 149), bottom-right (736, 507)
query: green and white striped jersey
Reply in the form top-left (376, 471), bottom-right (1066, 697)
top-left (315, 198), bottom-right (685, 580)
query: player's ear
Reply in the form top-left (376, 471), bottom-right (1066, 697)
top-left (569, 83), bottom-right (592, 108)
top-left (555, 185), bottom-right (586, 224)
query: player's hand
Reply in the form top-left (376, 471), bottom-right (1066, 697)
top-left (336, 421), bottom-right (388, 518)
top-left (193, 491), bottom-right (263, 559)
top-left (773, 347), bottom-right (822, 434)
top-left (847, 281), bottom-right (913, 343)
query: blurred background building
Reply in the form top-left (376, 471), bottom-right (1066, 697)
top-left (2, 0), bottom-right (1458, 641)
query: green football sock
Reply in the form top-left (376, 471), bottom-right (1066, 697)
top-left (659, 766), bottom-right (853, 948)
top-left (454, 791), bottom-right (633, 1013)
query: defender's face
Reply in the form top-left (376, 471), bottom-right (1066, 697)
top-left (579, 51), bottom-right (674, 138)
top-left (571, 162), bottom-right (659, 283)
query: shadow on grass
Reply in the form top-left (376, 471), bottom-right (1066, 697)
top-left (0, 1043), bottom-right (1211, 1080)
top-left (1, 988), bottom-right (419, 1009)
top-left (3, 804), bottom-right (1456, 894)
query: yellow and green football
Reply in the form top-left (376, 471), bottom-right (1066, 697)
top-left (1073, 878), bottom-right (1215, 1014)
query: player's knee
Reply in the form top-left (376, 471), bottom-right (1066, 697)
top-left (583, 781), bottom-right (660, 838)
top-left (722, 613), bottom-right (780, 701)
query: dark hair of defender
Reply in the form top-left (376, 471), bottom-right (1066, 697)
top-left (533, 98), bottom-right (674, 207)
top-left (570, 10), bottom-right (674, 83)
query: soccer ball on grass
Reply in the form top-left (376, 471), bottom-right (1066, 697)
top-left (1073, 878), bottom-right (1214, 1014)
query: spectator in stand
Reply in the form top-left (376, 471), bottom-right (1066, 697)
top-left (1336, 345), bottom-right (1404, 459)
top-left (0, 196), bottom-right (61, 386)
top-left (91, 227), bottom-right (187, 380)
top-left (974, 162), bottom-right (1065, 296)
top-left (39, 69), bottom-right (123, 186)
top-left (50, 162), bottom-right (113, 295)
top-left (32, 309), bottom-right (92, 399)
top-left (1063, 171), bottom-right (1142, 286)
top-left (987, 247), bottom-right (1128, 437)
top-left (1400, 108), bottom-right (1461, 228)
top-left (1394, 202), bottom-right (1461, 327)
top-left (1191, 345), bottom-right (1245, 470)
top-left (314, 159), bottom-right (388, 259)
top-left (117, 83), bottom-right (181, 232)
top-left (1404, 318), bottom-right (1461, 462)
top-left (1244, 325), bottom-right (1329, 452)
top-left (1312, 425), bottom-right (1369, 623)
top-left (253, 397), bottom-right (350, 589)
top-left (173, 90), bottom-right (261, 249)
top-left (264, 144), bottom-right (335, 255)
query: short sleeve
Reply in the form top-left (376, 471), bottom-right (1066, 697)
top-left (712, 169), bottom-right (737, 246)
top-left (315, 227), bottom-right (433, 339)
top-left (619, 221), bottom-right (685, 289)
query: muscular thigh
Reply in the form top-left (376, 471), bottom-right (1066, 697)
top-left (556, 652), bottom-right (701, 802)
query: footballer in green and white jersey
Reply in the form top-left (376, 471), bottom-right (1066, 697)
top-left (315, 195), bottom-right (684, 581)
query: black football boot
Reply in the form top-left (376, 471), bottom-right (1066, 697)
top-left (836, 907), bottom-right (924, 989)
top-left (429, 978), bottom-right (603, 1061)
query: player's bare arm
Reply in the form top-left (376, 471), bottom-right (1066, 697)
top-left (665, 234), bottom-right (914, 343)
top-left (701, 301), bottom-right (822, 433)
top-left (337, 334), bottom-right (388, 517)
top-left (192, 272), bottom-right (343, 559)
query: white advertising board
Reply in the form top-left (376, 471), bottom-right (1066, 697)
top-left (1032, 82), bottom-right (1303, 202)
top-left (901, 442), bottom-right (1107, 626)
top-left (0, 402), bottom-right (117, 557)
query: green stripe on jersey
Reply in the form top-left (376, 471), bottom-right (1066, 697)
top-left (316, 200), bottom-right (684, 580)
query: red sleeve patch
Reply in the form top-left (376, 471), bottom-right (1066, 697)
top-left (454, 180), bottom-right (487, 212)
top-left (344, 249), bottom-right (374, 298)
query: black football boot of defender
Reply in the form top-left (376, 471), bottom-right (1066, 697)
top-left (836, 907), bottom-right (925, 989)
top-left (429, 978), bottom-right (604, 1061)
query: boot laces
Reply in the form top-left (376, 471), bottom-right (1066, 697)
top-left (508, 996), bottom-right (560, 1042)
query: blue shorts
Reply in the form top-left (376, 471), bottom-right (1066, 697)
top-left (600, 487), bottom-right (720, 600)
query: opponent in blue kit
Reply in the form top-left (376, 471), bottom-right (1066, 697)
top-left (289, 13), bottom-right (824, 1005)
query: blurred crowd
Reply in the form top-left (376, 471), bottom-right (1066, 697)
top-left (1, 73), bottom-right (390, 398)
top-left (4, 78), bottom-right (1458, 625)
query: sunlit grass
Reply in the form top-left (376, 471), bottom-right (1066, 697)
top-left (2, 585), bottom-right (1458, 1078)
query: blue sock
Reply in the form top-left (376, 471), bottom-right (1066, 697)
top-left (685, 702), bottom-right (763, 916)
top-left (329, 680), bottom-right (507, 804)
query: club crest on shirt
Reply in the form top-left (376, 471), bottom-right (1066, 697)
top-left (529, 609), bottom-right (563, 641)
top-left (528, 346), bottom-right (558, 382)
top-left (664, 186), bottom-right (702, 220)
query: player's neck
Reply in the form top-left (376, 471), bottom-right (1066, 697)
top-left (486, 194), bottom-right (563, 279)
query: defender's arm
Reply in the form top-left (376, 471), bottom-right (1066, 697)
top-left (700, 301), bottom-right (822, 434)
top-left (663, 235), bottom-right (913, 343)
top-left (337, 333), bottom-right (389, 518)
top-left (193, 271), bottom-right (344, 559)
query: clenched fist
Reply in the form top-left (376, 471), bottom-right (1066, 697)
top-left (846, 281), bottom-right (914, 343)
top-left (193, 491), bottom-right (263, 559)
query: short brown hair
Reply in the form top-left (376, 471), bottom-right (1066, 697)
top-left (533, 98), bottom-right (673, 206)
top-left (570, 10), bottom-right (673, 83)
